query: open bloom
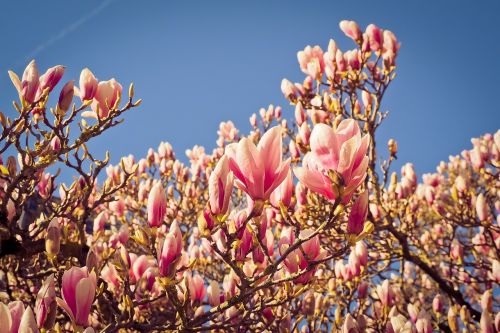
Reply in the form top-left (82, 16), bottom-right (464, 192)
top-left (297, 45), bottom-right (325, 79)
top-left (83, 78), bottom-right (122, 119)
top-left (294, 119), bottom-right (369, 203)
top-left (225, 126), bottom-right (290, 205)
top-left (57, 266), bottom-right (97, 327)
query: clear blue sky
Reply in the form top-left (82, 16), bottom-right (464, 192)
top-left (1, 0), bottom-right (499, 179)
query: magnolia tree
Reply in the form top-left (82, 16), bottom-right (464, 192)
top-left (0, 20), bottom-right (498, 333)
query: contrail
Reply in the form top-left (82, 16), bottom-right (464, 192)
top-left (15, 0), bottom-right (115, 68)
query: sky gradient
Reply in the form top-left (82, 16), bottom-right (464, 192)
top-left (0, 0), bottom-right (499, 179)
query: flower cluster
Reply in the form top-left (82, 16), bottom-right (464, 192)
top-left (0, 20), bottom-right (498, 333)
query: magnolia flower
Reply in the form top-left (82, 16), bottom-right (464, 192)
top-left (476, 193), bottom-right (489, 222)
top-left (365, 24), bottom-right (383, 52)
top-left (35, 275), bottom-right (57, 329)
top-left (208, 155), bottom-right (233, 216)
top-left (347, 190), bottom-right (369, 235)
top-left (188, 274), bottom-right (206, 303)
top-left (57, 266), bottom-right (97, 327)
top-left (297, 45), bottom-right (325, 79)
top-left (339, 20), bottom-right (362, 42)
top-left (83, 78), bottom-right (122, 119)
top-left (57, 80), bottom-right (74, 113)
top-left (294, 119), bottom-right (369, 203)
top-left (279, 228), bottom-right (323, 284)
top-left (342, 313), bottom-right (360, 333)
top-left (270, 169), bottom-right (293, 208)
top-left (158, 222), bottom-right (183, 277)
top-left (376, 279), bottom-right (394, 307)
top-left (79, 68), bottom-right (98, 101)
top-left (21, 60), bottom-right (40, 104)
top-left (38, 65), bottom-right (64, 95)
top-left (18, 307), bottom-right (39, 333)
top-left (147, 182), bottom-right (167, 228)
top-left (225, 126), bottom-right (290, 208)
top-left (0, 301), bottom-right (24, 333)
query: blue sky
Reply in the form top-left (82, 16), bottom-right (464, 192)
top-left (0, 0), bottom-right (499, 180)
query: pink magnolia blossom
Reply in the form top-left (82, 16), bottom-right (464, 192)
top-left (35, 275), bottom-right (56, 329)
top-left (342, 314), bottom-right (360, 333)
top-left (0, 301), bottom-right (24, 333)
top-left (270, 169), bottom-right (293, 208)
top-left (147, 182), bottom-right (167, 228)
top-left (297, 45), bottom-right (325, 79)
top-left (158, 222), bottom-right (183, 277)
top-left (281, 79), bottom-right (298, 99)
top-left (101, 263), bottom-right (120, 290)
top-left (208, 155), bottom-right (233, 216)
top-left (57, 80), bottom-right (74, 113)
top-left (225, 126), bottom-right (290, 206)
top-left (207, 281), bottom-right (221, 306)
top-left (21, 60), bottom-right (40, 104)
top-left (365, 24), bottom-right (383, 52)
top-left (79, 68), bottom-right (98, 101)
top-left (339, 20), bottom-right (362, 42)
top-left (347, 190), bottom-right (369, 235)
top-left (376, 279), bottom-right (394, 307)
top-left (188, 274), bottom-right (206, 303)
top-left (18, 307), bottom-right (39, 333)
top-left (432, 294), bottom-right (444, 314)
top-left (476, 193), bottom-right (489, 221)
top-left (93, 211), bottom-right (108, 233)
top-left (50, 136), bottom-right (61, 151)
top-left (38, 65), bottom-right (65, 95)
top-left (294, 119), bottom-right (369, 203)
top-left (130, 254), bottom-right (152, 283)
top-left (57, 266), bottom-right (97, 327)
top-left (279, 228), bottom-right (323, 284)
top-left (83, 79), bottom-right (122, 119)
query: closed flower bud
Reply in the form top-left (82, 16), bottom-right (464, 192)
top-left (208, 155), bottom-right (233, 216)
top-left (347, 190), bottom-right (369, 235)
top-left (35, 275), bottom-right (56, 329)
top-left (295, 103), bottom-right (306, 126)
top-left (57, 80), bottom-right (74, 114)
top-left (432, 294), bottom-right (444, 314)
top-left (79, 68), bottom-right (98, 101)
top-left (388, 139), bottom-right (398, 156)
top-left (366, 24), bottom-right (383, 52)
top-left (39, 65), bottom-right (65, 94)
top-left (21, 60), bottom-right (40, 104)
top-left (57, 266), bottom-right (97, 326)
top-left (339, 20), bottom-right (362, 42)
top-left (45, 219), bottom-right (60, 257)
top-left (476, 193), bottom-right (489, 222)
top-left (481, 311), bottom-right (494, 333)
top-left (270, 169), bottom-right (293, 208)
top-left (147, 182), bottom-right (167, 228)
top-left (207, 280), bottom-right (221, 306)
top-left (50, 136), bottom-right (61, 151)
